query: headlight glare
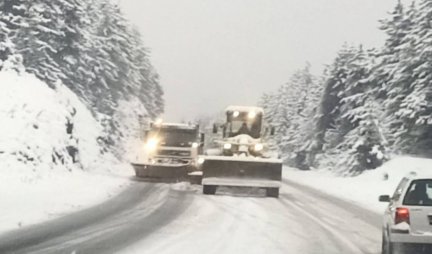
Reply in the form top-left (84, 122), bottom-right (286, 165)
top-left (145, 138), bottom-right (159, 151)
top-left (248, 111), bottom-right (256, 119)
top-left (254, 143), bottom-right (264, 151)
top-left (197, 157), bottom-right (205, 164)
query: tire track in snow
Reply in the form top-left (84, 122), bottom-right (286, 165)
top-left (1, 176), bottom-right (383, 254)
top-left (281, 179), bottom-right (381, 254)
top-left (0, 182), bottom-right (194, 254)
top-left (122, 182), bottom-right (380, 254)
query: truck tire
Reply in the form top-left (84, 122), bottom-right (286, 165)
top-left (381, 233), bottom-right (394, 254)
top-left (266, 188), bottom-right (279, 198)
top-left (203, 185), bottom-right (217, 195)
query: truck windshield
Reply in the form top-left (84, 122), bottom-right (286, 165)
top-left (226, 113), bottom-right (262, 138)
top-left (150, 128), bottom-right (197, 147)
top-left (403, 179), bottom-right (432, 206)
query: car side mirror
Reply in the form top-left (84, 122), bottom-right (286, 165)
top-left (379, 195), bottom-right (391, 202)
top-left (213, 124), bottom-right (218, 134)
top-left (270, 127), bottom-right (276, 136)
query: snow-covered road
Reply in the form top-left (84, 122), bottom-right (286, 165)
top-left (0, 177), bottom-right (382, 254)
top-left (123, 179), bottom-right (381, 254)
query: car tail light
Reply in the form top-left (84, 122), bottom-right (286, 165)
top-left (395, 207), bottom-right (410, 225)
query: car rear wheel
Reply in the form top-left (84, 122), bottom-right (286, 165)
top-left (381, 233), bottom-right (393, 254)
top-left (203, 185), bottom-right (217, 195)
top-left (266, 187), bottom-right (279, 198)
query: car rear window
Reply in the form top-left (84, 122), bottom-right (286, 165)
top-left (403, 179), bottom-right (432, 206)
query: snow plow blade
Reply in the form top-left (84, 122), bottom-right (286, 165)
top-left (131, 163), bottom-right (196, 183)
top-left (201, 156), bottom-right (282, 197)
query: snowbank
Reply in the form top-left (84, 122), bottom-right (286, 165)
top-left (0, 68), bottom-right (118, 173)
top-left (0, 69), bottom-right (133, 234)
top-left (284, 156), bottom-right (432, 214)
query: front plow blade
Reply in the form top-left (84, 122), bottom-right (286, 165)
top-left (131, 163), bottom-right (195, 183)
top-left (201, 156), bottom-right (282, 195)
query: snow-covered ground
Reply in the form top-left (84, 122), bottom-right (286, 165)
top-left (121, 182), bottom-right (380, 254)
top-left (284, 156), bottom-right (432, 214)
top-left (0, 68), bottom-right (133, 234)
top-left (0, 168), bottom-right (130, 233)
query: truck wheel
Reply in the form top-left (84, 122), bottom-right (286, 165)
top-left (203, 185), bottom-right (217, 195)
top-left (266, 188), bottom-right (279, 198)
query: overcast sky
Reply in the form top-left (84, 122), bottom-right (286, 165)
top-left (120, 0), bottom-right (406, 122)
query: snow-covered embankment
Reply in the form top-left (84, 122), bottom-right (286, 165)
top-left (0, 68), bottom-right (132, 234)
top-left (284, 156), bottom-right (432, 214)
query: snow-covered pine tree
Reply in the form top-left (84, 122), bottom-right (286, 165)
top-left (1, 0), bottom-right (164, 158)
top-left (312, 44), bottom-right (387, 174)
top-left (259, 92), bottom-right (275, 127)
top-left (314, 44), bottom-right (358, 152)
top-left (278, 64), bottom-right (316, 154)
top-left (391, 0), bottom-right (432, 154)
top-left (3, 0), bottom-right (90, 88)
top-left (55, 0), bottom-right (93, 99)
top-left (380, 0), bottom-right (432, 154)
top-left (373, 1), bottom-right (419, 153)
top-left (259, 64), bottom-right (321, 168)
top-left (0, 18), bottom-right (11, 67)
top-left (10, 1), bottom-right (67, 86)
top-left (130, 29), bottom-right (164, 119)
top-left (371, 0), bottom-right (409, 100)
top-left (0, 0), bottom-right (26, 68)
top-left (334, 99), bottom-right (386, 175)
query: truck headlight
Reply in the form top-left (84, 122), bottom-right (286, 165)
top-left (223, 143), bottom-right (232, 150)
top-left (248, 111), bottom-right (256, 119)
top-left (145, 138), bottom-right (159, 152)
top-left (197, 157), bottom-right (205, 164)
top-left (254, 143), bottom-right (264, 152)
top-left (192, 142), bottom-right (199, 148)
top-left (154, 118), bottom-right (163, 126)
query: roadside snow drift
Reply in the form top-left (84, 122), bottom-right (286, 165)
top-left (285, 156), bottom-right (432, 213)
top-left (0, 69), bottom-right (131, 234)
top-left (0, 69), bottom-right (110, 173)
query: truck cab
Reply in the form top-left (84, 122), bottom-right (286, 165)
top-left (212, 106), bottom-right (274, 158)
top-left (143, 122), bottom-right (204, 165)
top-left (132, 121), bottom-right (205, 182)
top-left (222, 106), bottom-right (263, 139)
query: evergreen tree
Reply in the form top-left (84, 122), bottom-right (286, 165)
top-left (0, 0), bottom-right (165, 158)
top-left (374, 1), bottom-right (419, 152)
top-left (314, 44), bottom-right (358, 151)
top-left (258, 0), bottom-right (432, 173)
top-left (0, 0), bottom-right (26, 67)
top-left (311, 45), bottom-right (387, 174)
top-left (260, 64), bottom-right (321, 168)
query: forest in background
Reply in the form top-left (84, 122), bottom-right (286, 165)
top-left (3, 0), bottom-right (432, 175)
top-left (0, 0), bottom-right (164, 159)
top-left (261, 0), bottom-right (432, 175)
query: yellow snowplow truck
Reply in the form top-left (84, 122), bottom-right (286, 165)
top-left (200, 106), bottom-right (282, 198)
top-left (132, 121), bottom-right (204, 182)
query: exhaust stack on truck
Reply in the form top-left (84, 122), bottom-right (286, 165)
top-left (131, 120), bottom-right (204, 182)
top-left (200, 106), bottom-right (282, 197)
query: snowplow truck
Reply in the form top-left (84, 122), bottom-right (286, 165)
top-left (132, 121), bottom-right (204, 182)
top-left (200, 106), bottom-right (282, 197)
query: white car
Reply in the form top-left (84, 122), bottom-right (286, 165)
top-left (380, 173), bottom-right (432, 254)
